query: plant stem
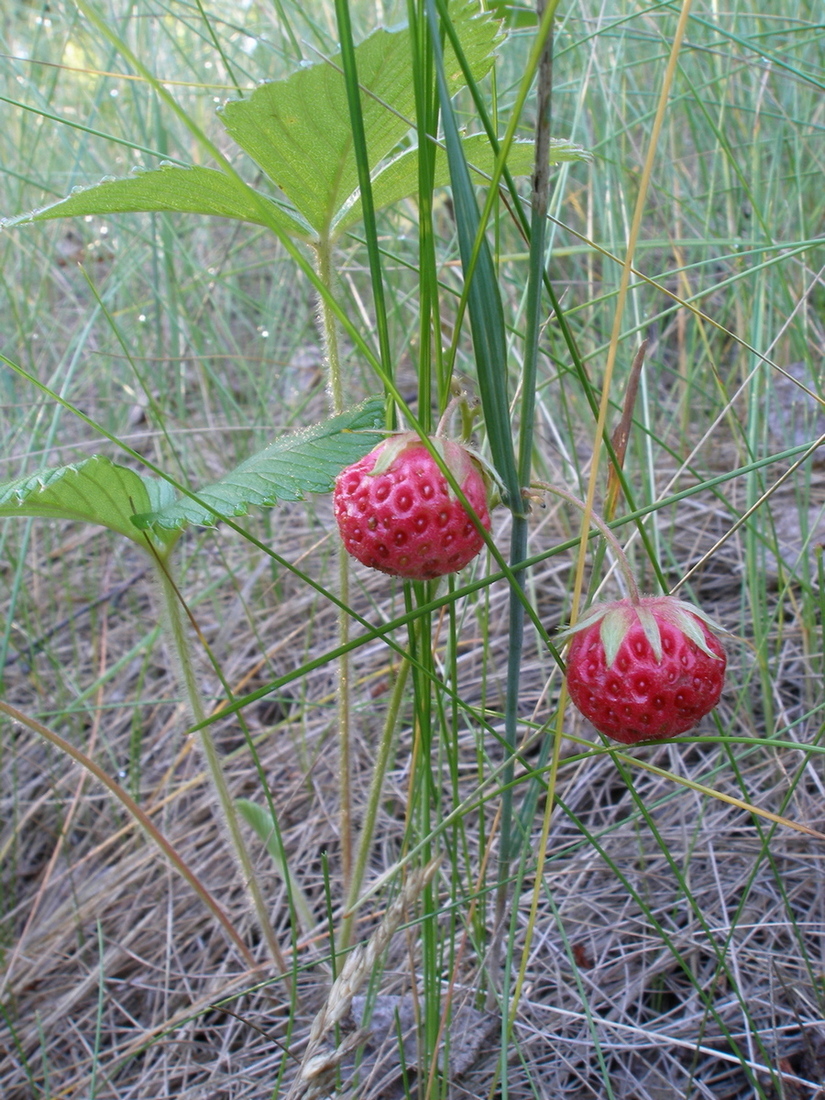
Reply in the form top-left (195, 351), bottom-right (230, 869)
top-left (339, 656), bottom-right (411, 949)
top-left (531, 482), bottom-right (641, 604)
top-left (314, 238), bottom-right (353, 897)
top-left (494, 0), bottom-right (555, 987)
top-left (155, 556), bottom-right (288, 974)
top-left (315, 240), bottom-right (345, 416)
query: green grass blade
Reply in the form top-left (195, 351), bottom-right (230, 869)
top-left (425, 0), bottom-right (520, 508)
top-left (334, 0), bottom-right (393, 394)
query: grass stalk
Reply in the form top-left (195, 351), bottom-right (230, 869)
top-left (494, 21), bottom-right (555, 1086)
top-left (0, 698), bottom-right (257, 970)
top-left (497, 0), bottom-right (555, 882)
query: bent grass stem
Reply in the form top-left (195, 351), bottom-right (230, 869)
top-left (0, 699), bottom-right (258, 972)
top-left (339, 656), bottom-right (411, 950)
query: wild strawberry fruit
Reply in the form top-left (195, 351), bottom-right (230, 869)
top-left (333, 432), bottom-right (490, 581)
top-left (563, 595), bottom-right (726, 743)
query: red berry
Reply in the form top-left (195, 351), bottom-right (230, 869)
top-left (563, 596), bottom-right (726, 744)
top-left (333, 433), bottom-right (491, 581)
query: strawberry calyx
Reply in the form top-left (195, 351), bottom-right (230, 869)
top-left (367, 432), bottom-right (485, 504)
top-left (559, 595), bottom-right (727, 669)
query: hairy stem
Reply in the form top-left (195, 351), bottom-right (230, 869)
top-left (531, 481), bottom-right (641, 604)
top-left (339, 656), bottom-right (411, 949)
top-left (314, 238), bottom-right (353, 897)
top-left (155, 557), bottom-right (288, 974)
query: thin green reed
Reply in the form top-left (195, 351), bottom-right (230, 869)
top-left (407, 0), bottom-right (442, 429)
top-left (424, 3), bottom-right (558, 1092)
top-left (334, 0), bottom-right (394, 408)
top-left (426, 0), bottom-right (557, 877)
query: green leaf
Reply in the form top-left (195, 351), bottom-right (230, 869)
top-left (1, 131), bottom-right (586, 243)
top-left (219, 1), bottom-right (500, 239)
top-left (6, 5), bottom-right (508, 245)
top-left (0, 455), bottom-right (177, 547)
top-left (6, 164), bottom-right (311, 240)
top-left (485, 0), bottom-right (538, 28)
top-left (336, 133), bottom-right (589, 236)
top-left (133, 398), bottom-right (385, 531)
top-left (236, 799), bottom-right (316, 936)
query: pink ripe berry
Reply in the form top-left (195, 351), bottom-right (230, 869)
top-left (333, 433), bottom-right (491, 581)
top-left (563, 595), bottom-right (727, 744)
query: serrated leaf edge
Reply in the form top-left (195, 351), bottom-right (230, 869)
top-left (132, 399), bottom-right (385, 531)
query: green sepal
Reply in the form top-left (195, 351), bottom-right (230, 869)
top-left (367, 432), bottom-right (483, 505)
top-left (599, 604), bottom-right (635, 668)
top-left (368, 432), bottom-right (420, 478)
top-left (554, 602), bottom-right (608, 643)
top-left (556, 595), bottom-right (728, 668)
top-left (635, 604), bottom-right (663, 662)
top-left (664, 600), bottom-right (727, 661)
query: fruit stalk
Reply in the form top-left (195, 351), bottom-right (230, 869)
top-left (531, 480), bottom-right (641, 604)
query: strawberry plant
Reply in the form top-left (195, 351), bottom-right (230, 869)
top-left (0, 0), bottom-right (583, 1015)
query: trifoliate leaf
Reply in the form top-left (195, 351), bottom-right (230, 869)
top-left (219, 1), bottom-right (500, 239)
